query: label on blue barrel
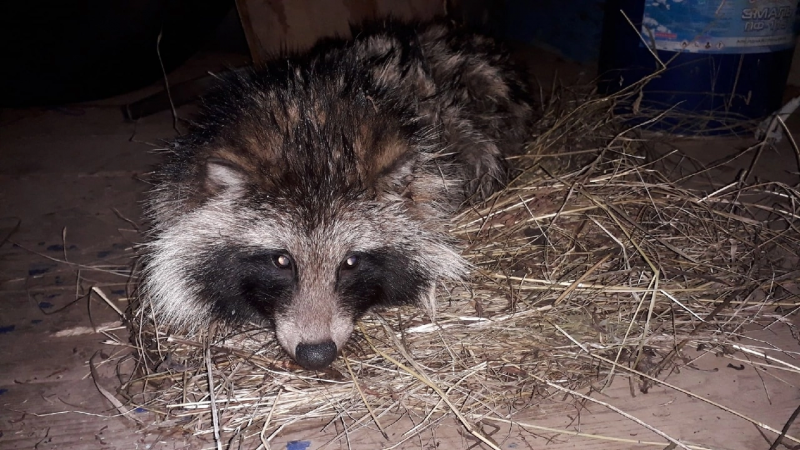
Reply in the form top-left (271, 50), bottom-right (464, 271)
top-left (642, 0), bottom-right (798, 53)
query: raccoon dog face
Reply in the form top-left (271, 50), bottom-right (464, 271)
top-left (143, 22), bottom-right (533, 370)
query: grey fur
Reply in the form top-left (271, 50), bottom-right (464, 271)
top-left (142, 20), bottom-right (533, 368)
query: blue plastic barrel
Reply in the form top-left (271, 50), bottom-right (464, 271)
top-left (598, 0), bottom-right (799, 135)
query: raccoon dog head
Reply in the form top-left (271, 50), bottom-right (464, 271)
top-left (144, 59), bottom-right (468, 369)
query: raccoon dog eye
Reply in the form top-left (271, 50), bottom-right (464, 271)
top-left (273, 254), bottom-right (293, 270)
top-left (342, 255), bottom-right (359, 270)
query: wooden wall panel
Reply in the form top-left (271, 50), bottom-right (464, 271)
top-left (235, 0), bottom-right (446, 63)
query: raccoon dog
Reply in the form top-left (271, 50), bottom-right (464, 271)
top-left (144, 21), bottom-right (533, 370)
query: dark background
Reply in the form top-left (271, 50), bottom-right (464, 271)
top-left (0, 0), bottom-right (605, 107)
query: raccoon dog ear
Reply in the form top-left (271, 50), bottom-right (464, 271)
top-left (374, 152), bottom-right (419, 196)
top-left (205, 158), bottom-right (247, 193)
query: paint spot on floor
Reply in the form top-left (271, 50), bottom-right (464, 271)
top-left (96, 250), bottom-right (111, 258)
top-left (0, 325), bottom-right (15, 334)
top-left (112, 289), bottom-right (125, 295)
top-left (287, 441), bottom-right (311, 450)
top-left (0, 389), bottom-right (7, 395)
top-left (28, 262), bottom-right (58, 277)
top-left (31, 320), bottom-right (42, 324)
top-left (38, 301), bottom-right (54, 309)
top-left (45, 244), bottom-right (77, 251)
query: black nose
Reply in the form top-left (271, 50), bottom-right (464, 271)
top-left (295, 341), bottom-right (338, 370)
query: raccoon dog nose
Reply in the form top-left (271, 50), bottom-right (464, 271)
top-left (295, 341), bottom-right (337, 370)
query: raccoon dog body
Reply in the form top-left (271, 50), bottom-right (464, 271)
top-left (144, 21), bottom-right (533, 370)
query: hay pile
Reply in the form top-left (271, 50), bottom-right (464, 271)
top-left (115, 83), bottom-right (800, 449)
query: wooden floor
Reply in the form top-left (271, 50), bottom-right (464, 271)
top-left (1, 52), bottom-right (799, 449)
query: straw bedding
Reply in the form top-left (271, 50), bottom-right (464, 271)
top-left (112, 82), bottom-right (800, 449)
